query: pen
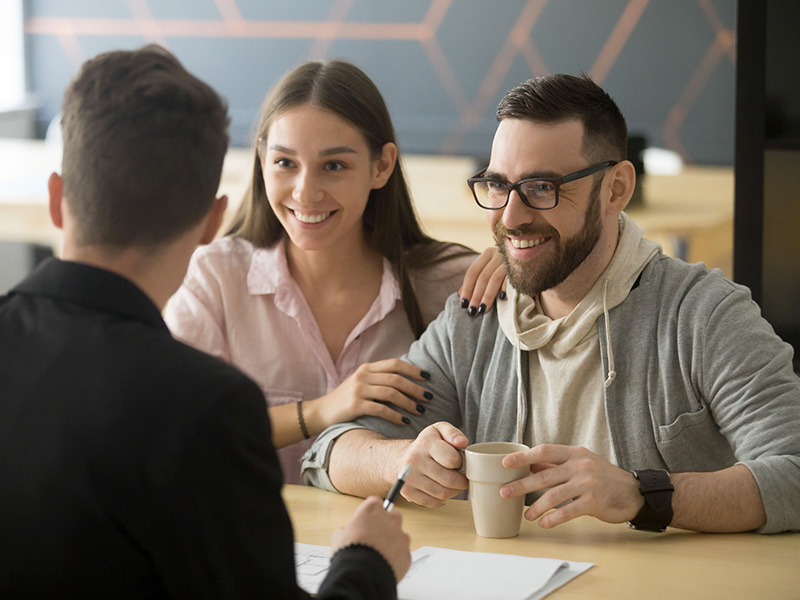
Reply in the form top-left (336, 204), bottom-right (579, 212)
top-left (383, 464), bottom-right (411, 512)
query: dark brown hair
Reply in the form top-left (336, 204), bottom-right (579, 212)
top-left (61, 44), bottom-right (229, 247)
top-left (497, 73), bottom-right (628, 163)
top-left (227, 60), bottom-right (471, 337)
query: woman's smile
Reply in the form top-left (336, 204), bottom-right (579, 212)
top-left (290, 209), bottom-right (336, 225)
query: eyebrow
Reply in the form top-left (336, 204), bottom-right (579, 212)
top-left (319, 146), bottom-right (357, 157)
top-left (267, 144), bottom-right (357, 157)
top-left (483, 168), bottom-right (562, 181)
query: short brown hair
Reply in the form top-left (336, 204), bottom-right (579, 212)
top-left (60, 45), bottom-right (230, 247)
top-left (497, 73), bottom-right (628, 163)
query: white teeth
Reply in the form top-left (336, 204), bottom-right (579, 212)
top-left (293, 210), bottom-right (331, 224)
top-left (510, 237), bottom-right (546, 249)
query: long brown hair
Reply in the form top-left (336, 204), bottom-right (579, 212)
top-left (227, 60), bottom-right (471, 337)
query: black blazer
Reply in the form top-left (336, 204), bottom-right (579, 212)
top-left (0, 259), bottom-right (394, 599)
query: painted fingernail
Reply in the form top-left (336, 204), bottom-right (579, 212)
top-left (416, 404), bottom-right (426, 413)
top-left (478, 303), bottom-right (486, 315)
top-left (460, 297), bottom-right (469, 308)
top-left (499, 291), bottom-right (507, 300)
top-left (468, 306), bottom-right (477, 317)
top-left (402, 416), bottom-right (411, 424)
top-left (423, 391), bottom-right (433, 400)
top-left (420, 370), bottom-right (431, 380)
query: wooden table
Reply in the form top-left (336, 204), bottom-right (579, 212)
top-left (283, 484), bottom-right (799, 600)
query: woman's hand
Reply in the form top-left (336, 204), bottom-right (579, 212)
top-left (269, 359), bottom-right (431, 449)
top-left (458, 247), bottom-right (507, 317)
top-left (307, 358), bottom-right (432, 431)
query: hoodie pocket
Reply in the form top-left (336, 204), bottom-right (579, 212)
top-left (655, 404), bottom-right (736, 471)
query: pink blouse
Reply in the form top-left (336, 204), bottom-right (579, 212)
top-left (164, 236), bottom-right (473, 484)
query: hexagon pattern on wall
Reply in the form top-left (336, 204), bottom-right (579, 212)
top-left (26, 0), bottom-right (735, 163)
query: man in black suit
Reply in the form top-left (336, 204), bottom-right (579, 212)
top-left (0, 45), bottom-right (409, 598)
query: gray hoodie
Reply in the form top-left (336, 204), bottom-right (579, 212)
top-left (302, 218), bottom-right (800, 533)
top-left (497, 215), bottom-right (660, 461)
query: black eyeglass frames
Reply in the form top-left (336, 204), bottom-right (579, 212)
top-left (467, 161), bottom-right (617, 210)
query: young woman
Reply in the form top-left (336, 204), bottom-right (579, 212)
top-left (164, 60), bottom-right (504, 484)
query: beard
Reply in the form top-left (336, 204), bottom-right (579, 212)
top-left (494, 184), bottom-right (603, 298)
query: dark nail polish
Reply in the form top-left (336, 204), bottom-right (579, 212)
top-left (423, 391), bottom-right (433, 400)
top-left (416, 404), bottom-right (426, 413)
top-left (460, 297), bottom-right (469, 309)
top-left (402, 416), bottom-right (411, 424)
top-left (499, 291), bottom-right (507, 300)
top-left (420, 370), bottom-right (431, 380)
top-left (478, 303), bottom-right (486, 315)
top-left (468, 306), bottom-right (477, 317)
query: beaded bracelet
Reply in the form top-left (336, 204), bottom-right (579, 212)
top-left (297, 400), bottom-right (310, 440)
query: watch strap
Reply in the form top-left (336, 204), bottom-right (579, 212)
top-left (628, 469), bottom-right (674, 532)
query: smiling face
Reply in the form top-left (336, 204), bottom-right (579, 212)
top-left (262, 104), bottom-right (395, 256)
top-left (486, 118), bottom-right (608, 298)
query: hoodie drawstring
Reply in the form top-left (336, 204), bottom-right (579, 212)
top-left (602, 279), bottom-right (617, 388)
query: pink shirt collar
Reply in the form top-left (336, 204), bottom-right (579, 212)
top-left (245, 237), bottom-right (402, 332)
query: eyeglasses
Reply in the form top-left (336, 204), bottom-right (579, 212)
top-left (467, 161), bottom-right (617, 211)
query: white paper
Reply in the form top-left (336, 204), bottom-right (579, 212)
top-left (294, 543), bottom-right (331, 595)
top-left (399, 546), bottom-right (592, 600)
top-left (294, 543), bottom-right (593, 600)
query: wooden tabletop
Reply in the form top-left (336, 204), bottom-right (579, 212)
top-left (283, 484), bottom-right (800, 600)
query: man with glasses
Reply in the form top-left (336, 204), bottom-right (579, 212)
top-left (302, 74), bottom-right (800, 534)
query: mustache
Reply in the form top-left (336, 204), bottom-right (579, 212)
top-left (493, 221), bottom-right (558, 241)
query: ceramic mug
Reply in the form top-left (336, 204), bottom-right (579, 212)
top-left (464, 441), bottom-right (530, 538)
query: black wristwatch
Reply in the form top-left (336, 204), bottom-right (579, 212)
top-left (627, 469), bottom-right (674, 532)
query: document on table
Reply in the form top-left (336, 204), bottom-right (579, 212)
top-left (295, 543), bottom-right (593, 600)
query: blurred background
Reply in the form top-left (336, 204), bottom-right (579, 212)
top-left (0, 0), bottom-right (736, 271)
top-left (14, 0), bottom-right (736, 160)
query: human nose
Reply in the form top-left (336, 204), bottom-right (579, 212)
top-left (292, 168), bottom-right (324, 203)
top-left (501, 187), bottom-right (534, 229)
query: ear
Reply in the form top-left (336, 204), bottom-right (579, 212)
top-left (199, 195), bottom-right (228, 245)
top-left (371, 142), bottom-right (398, 190)
top-left (48, 172), bottom-right (65, 229)
top-left (604, 160), bottom-right (636, 215)
top-left (199, 195), bottom-right (229, 244)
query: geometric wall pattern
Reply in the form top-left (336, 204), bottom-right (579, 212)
top-left (26, 0), bottom-right (736, 163)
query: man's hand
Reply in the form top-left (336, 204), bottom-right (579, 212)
top-left (331, 496), bottom-right (411, 582)
top-left (397, 422), bottom-right (470, 507)
top-left (499, 444), bottom-right (642, 528)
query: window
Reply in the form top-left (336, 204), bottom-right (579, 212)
top-left (0, 0), bottom-right (25, 110)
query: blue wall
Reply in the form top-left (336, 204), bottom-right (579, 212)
top-left (25, 0), bottom-right (736, 164)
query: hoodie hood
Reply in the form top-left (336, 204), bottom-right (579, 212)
top-left (498, 212), bottom-right (660, 357)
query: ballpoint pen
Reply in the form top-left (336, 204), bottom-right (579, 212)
top-left (382, 464), bottom-right (411, 512)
